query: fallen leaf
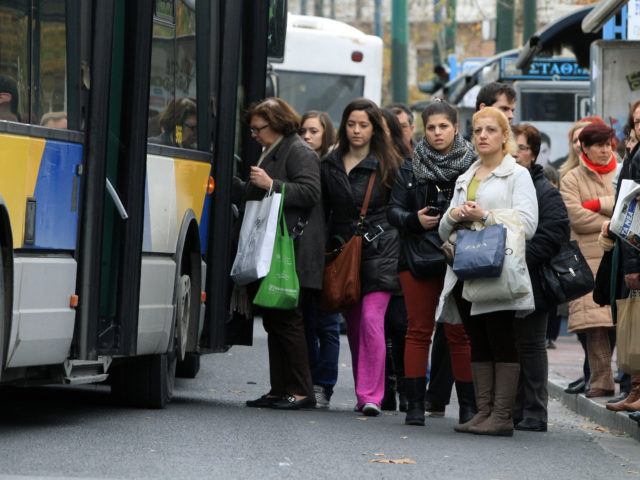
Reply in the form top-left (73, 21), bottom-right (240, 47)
top-left (229, 390), bottom-right (245, 393)
top-left (400, 436), bottom-right (408, 439)
top-left (374, 453), bottom-right (384, 456)
top-left (580, 425), bottom-right (610, 433)
top-left (370, 458), bottom-right (416, 464)
top-left (358, 417), bottom-right (368, 421)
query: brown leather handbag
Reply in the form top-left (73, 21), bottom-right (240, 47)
top-left (318, 172), bottom-right (376, 313)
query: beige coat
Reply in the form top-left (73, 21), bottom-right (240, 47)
top-left (560, 159), bottom-right (615, 332)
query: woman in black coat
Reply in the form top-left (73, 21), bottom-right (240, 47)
top-left (321, 98), bottom-right (402, 416)
top-left (512, 125), bottom-right (570, 432)
top-left (233, 98), bottom-right (324, 410)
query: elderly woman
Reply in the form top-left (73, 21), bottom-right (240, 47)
top-left (560, 123), bottom-right (617, 399)
top-left (438, 107), bottom-right (538, 437)
top-left (511, 125), bottom-right (570, 432)
top-left (233, 98), bottom-right (325, 410)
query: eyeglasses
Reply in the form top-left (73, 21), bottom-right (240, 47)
top-left (250, 124), bottom-right (269, 135)
top-left (517, 145), bottom-right (531, 152)
top-left (183, 123), bottom-right (197, 131)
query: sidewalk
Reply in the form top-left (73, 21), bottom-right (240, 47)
top-left (547, 335), bottom-right (640, 441)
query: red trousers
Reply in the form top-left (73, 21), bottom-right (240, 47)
top-left (400, 271), bottom-right (472, 381)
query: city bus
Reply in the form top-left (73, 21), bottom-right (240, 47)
top-left (271, 14), bottom-right (383, 124)
top-left (0, 0), bottom-right (285, 408)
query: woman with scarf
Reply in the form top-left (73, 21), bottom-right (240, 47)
top-left (387, 100), bottom-right (478, 426)
top-left (560, 122), bottom-right (618, 398)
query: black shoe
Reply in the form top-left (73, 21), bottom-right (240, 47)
top-left (455, 381), bottom-right (477, 424)
top-left (515, 417), bottom-right (547, 432)
top-left (607, 391), bottom-right (630, 404)
top-left (398, 392), bottom-right (409, 412)
top-left (271, 394), bottom-right (316, 410)
top-left (568, 376), bottom-right (585, 389)
top-left (246, 394), bottom-right (278, 408)
top-left (629, 411), bottom-right (640, 423)
top-left (564, 379), bottom-right (586, 394)
top-left (381, 390), bottom-right (397, 411)
top-left (424, 400), bottom-right (446, 416)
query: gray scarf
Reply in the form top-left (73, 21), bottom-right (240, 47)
top-left (412, 133), bottom-right (477, 182)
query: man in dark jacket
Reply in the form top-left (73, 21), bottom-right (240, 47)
top-left (512, 124), bottom-right (570, 432)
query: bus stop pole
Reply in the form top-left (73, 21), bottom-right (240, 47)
top-left (391, 0), bottom-right (409, 104)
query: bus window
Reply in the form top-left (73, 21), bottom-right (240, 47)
top-left (519, 92), bottom-right (576, 122)
top-left (0, 1), bottom-right (27, 123)
top-left (148, 0), bottom-right (199, 150)
top-left (276, 70), bottom-right (364, 124)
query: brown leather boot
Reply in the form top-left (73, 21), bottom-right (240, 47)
top-left (454, 362), bottom-right (493, 433)
top-left (469, 363), bottom-right (520, 437)
top-left (607, 380), bottom-right (640, 412)
top-left (624, 377), bottom-right (640, 412)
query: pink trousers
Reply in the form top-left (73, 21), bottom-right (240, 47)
top-left (345, 291), bottom-right (391, 409)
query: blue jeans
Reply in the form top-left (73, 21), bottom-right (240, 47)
top-left (303, 293), bottom-right (341, 398)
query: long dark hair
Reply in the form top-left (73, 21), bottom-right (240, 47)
top-left (381, 108), bottom-right (411, 159)
top-left (300, 110), bottom-right (336, 157)
top-left (337, 98), bottom-right (401, 189)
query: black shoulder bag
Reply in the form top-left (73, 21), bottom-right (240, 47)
top-left (540, 240), bottom-right (594, 304)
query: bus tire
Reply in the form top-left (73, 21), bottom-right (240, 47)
top-left (176, 351), bottom-right (200, 378)
top-left (110, 352), bottom-right (176, 409)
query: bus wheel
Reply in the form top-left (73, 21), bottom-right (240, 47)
top-left (176, 351), bottom-right (200, 378)
top-left (110, 352), bottom-right (176, 409)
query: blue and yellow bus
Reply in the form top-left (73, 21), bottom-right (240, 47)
top-left (0, 0), bottom-right (286, 407)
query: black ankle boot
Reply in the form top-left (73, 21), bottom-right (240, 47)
top-left (404, 377), bottom-right (426, 426)
top-left (455, 381), bottom-right (477, 424)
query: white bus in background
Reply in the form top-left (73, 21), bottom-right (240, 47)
top-left (271, 14), bottom-right (383, 124)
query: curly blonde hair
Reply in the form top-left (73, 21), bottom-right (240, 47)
top-left (472, 107), bottom-right (516, 157)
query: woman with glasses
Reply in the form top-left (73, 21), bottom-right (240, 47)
top-left (321, 98), bottom-right (403, 416)
top-left (233, 98), bottom-right (325, 410)
top-left (511, 124), bottom-right (570, 432)
top-left (148, 97), bottom-right (198, 149)
top-left (560, 123), bottom-right (618, 399)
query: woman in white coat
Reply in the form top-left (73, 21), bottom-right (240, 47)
top-left (438, 107), bottom-right (538, 437)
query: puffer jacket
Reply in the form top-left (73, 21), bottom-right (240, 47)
top-left (436, 154), bottom-right (539, 323)
top-left (321, 150), bottom-right (401, 296)
top-left (526, 164), bottom-right (571, 312)
top-left (387, 158), bottom-right (455, 272)
top-left (560, 157), bottom-right (616, 332)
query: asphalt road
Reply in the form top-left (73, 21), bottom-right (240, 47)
top-left (0, 320), bottom-right (638, 480)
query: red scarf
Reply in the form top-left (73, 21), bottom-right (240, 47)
top-left (581, 152), bottom-right (616, 174)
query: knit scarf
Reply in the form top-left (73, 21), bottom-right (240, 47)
top-left (412, 133), bottom-right (477, 182)
top-left (582, 152), bottom-right (616, 175)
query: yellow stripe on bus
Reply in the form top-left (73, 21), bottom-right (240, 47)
top-left (0, 134), bottom-right (45, 248)
top-left (173, 158), bottom-right (210, 226)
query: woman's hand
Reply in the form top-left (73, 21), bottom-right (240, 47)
top-left (625, 273), bottom-right (640, 290)
top-left (417, 206), bottom-right (440, 229)
top-left (457, 201), bottom-right (487, 222)
top-left (249, 166), bottom-right (273, 190)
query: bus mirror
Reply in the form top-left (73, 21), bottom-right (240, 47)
top-left (267, 0), bottom-right (287, 62)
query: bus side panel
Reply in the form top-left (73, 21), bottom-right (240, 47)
top-left (0, 134), bottom-right (81, 250)
top-left (142, 154), bottom-right (211, 254)
top-left (137, 255), bottom-right (175, 355)
top-left (6, 256), bottom-right (77, 368)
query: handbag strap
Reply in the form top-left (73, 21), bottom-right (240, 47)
top-left (359, 171), bottom-right (377, 218)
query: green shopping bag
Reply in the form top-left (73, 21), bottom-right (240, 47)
top-left (253, 184), bottom-right (300, 309)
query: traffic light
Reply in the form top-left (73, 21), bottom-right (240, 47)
top-left (418, 64), bottom-right (450, 94)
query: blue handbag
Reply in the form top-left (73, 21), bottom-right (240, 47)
top-left (453, 224), bottom-right (507, 281)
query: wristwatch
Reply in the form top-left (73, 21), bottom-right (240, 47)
top-left (480, 211), bottom-right (489, 224)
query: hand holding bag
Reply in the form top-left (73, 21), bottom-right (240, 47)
top-left (452, 223), bottom-right (507, 280)
top-left (540, 240), bottom-right (594, 304)
top-left (318, 172), bottom-right (376, 313)
top-left (462, 209), bottom-right (532, 302)
top-left (615, 290), bottom-right (640, 374)
top-left (253, 184), bottom-right (300, 309)
top-left (230, 186), bottom-right (281, 286)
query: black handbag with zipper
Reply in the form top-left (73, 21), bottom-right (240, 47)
top-left (540, 240), bottom-right (594, 304)
top-left (401, 182), bottom-right (447, 279)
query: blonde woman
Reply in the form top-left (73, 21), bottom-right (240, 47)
top-left (438, 107), bottom-right (538, 437)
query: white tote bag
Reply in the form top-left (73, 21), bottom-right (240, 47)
top-left (462, 209), bottom-right (532, 302)
top-left (230, 190), bottom-right (282, 286)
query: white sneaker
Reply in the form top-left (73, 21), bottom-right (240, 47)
top-left (314, 385), bottom-right (330, 409)
top-left (362, 402), bottom-right (381, 416)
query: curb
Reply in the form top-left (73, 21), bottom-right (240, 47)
top-left (548, 375), bottom-right (640, 441)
